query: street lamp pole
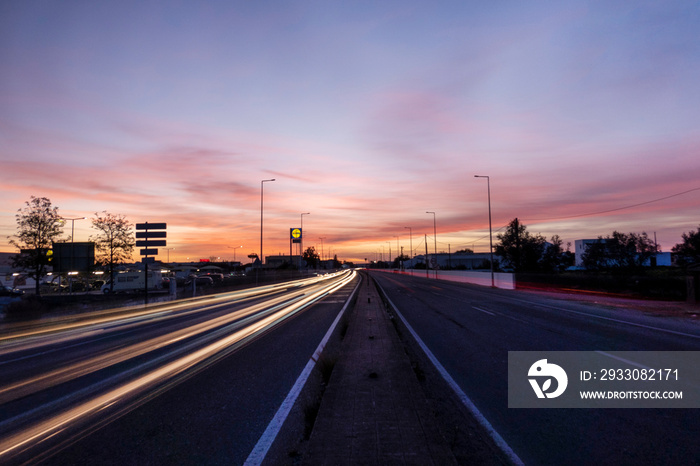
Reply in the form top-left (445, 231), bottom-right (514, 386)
top-left (318, 237), bottom-right (326, 267)
top-left (475, 175), bottom-right (495, 287)
top-left (394, 235), bottom-right (399, 268)
top-left (164, 247), bottom-right (174, 263)
top-left (260, 179), bottom-right (275, 268)
top-left (300, 212), bottom-right (310, 271)
top-left (227, 245), bottom-right (243, 263)
top-left (426, 211), bottom-right (437, 277)
top-left (404, 226), bottom-right (413, 273)
top-left (62, 216), bottom-right (86, 294)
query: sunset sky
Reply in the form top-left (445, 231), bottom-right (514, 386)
top-left (1, 1), bottom-right (699, 263)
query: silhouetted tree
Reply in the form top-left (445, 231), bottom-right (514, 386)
top-left (672, 225), bottom-right (700, 267)
top-left (392, 254), bottom-right (410, 269)
top-left (582, 231), bottom-right (656, 271)
top-left (8, 196), bottom-right (63, 296)
top-left (303, 246), bottom-right (320, 269)
top-left (91, 212), bottom-right (135, 293)
top-left (539, 235), bottom-right (569, 272)
top-left (495, 218), bottom-right (546, 272)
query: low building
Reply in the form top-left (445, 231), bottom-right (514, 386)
top-left (575, 239), bottom-right (601, 267)
top-left (265, 255), bottom-right (302, 268)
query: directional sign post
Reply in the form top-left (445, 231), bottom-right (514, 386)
top-left (135, 222), bottom-right (167, 304)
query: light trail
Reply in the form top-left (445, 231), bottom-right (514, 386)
top-left (0, 272), bottom-right (341, 354)
top-left (0, 270), bottom-right (356, 463)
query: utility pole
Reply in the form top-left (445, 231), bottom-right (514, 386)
top-left (475, 175), bottom-right (494, 287)
top-left (425, 234), bottom-right (429, 279)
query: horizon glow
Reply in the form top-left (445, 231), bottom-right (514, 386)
top-left (1, 2), bottom-right (699, 263)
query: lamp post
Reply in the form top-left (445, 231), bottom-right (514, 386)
top-left (404, 227), bottom-right (413, 272)
top-left (300, 212), bottom-right (310, 270)
top-left (475, 175), bottom-right (495, 287)
top-left (260, 179), bottom-right (275, 268)
top-left (318, 237), bottom-right (326, 267)
top-left (164, 247), bottom-right (174, 263)
top-left (62, 216), bottom-right (86, 294)
top-left (227, 245), bottom-right (242, 263)
top-left (426, 211), bottom-right (437, 277)
top-left (394, 235), bottom-right (399, 268)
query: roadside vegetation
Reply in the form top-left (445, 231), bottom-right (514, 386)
top-left (495, 218), bottom-right (700, 301)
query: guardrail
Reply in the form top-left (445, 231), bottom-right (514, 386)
top-left (372, 268), bottom-right (515, 290)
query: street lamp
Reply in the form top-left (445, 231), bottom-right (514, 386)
top-left (164, 247), bottom-right (174, 263)
top-left (260, 178), bottom-right (275, 268)
top-left (61, 216), bottom-right (86, 294)
top-left (227, 245), bottom-right (242, 262)
top-left (404, 227), bottom-right (413, 272)
top-left (300, 212), bottom-right (310, 270)
top-left (426, 211), bottom-right (437, 277)
top-left (318, 237), bottom-right (326, 264)
top-left (394, 235), bottom-right (399, 268)
top-left (475, 175), bottom-right (495, 287)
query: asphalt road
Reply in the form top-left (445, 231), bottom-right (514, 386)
top-left (0, 271), bottom-right (358, 465)
top-left (370, 271), bottom-right (700, 465)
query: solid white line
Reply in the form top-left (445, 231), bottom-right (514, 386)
top-left (595, 351), bottom-right (652, 369)
top-left (472, 306), bottom-right (495, 316)
top-left (375, 280), bottom-right (524, 466)
top-left (243, 272), bottom-right (360, 466)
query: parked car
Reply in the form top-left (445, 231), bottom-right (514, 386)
top-left (203, 273), bottom-right (224, 283)
top-left (0, 284), bottom-right (24, 297)
top-left (185, 275), bottom-right (214, 287)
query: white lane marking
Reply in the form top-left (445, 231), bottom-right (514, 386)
top-left (243, 272), bottom-right (360, 466)
top-left (506, 297), bottom-right (700, 340)
top-left (472, 306), bottom-right (495, 316)
top-left (375, 280), bottom-right (524, 466)
top-left (595, 351), bottom-right (652, 369)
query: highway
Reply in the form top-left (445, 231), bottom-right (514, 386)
top-left (371, 271), bottom-right (700, 465)
top-left (0, 270), bottom-right (358, 465)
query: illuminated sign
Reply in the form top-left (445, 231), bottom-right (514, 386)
top-left (290, 228), bottom-right (302, 244)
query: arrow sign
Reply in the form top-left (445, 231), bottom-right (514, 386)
top-left (136, 240), bottom-right (167, 247)
top-left (136, 223), bottom-right (167, 230)
top-left (136, 231), bottom-right (166, 238)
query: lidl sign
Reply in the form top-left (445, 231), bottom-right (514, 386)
top-left (290, 228), bottom-right (302, 243)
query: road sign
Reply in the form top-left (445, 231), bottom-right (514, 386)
top-left (135, 223), bottom-right (166, 304)
top-left (291, 228), bottom-right (301, 244)
top-left (136, 223), bottom-right (167, 230)
top-left (136, 240), bottom-right (167, 247)
top-left (136, 231), bottom-right (166, 238)
top-left (136, 222), bottom-right (166, 256)
top-left (142, 257), bottom-right (155, 264)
